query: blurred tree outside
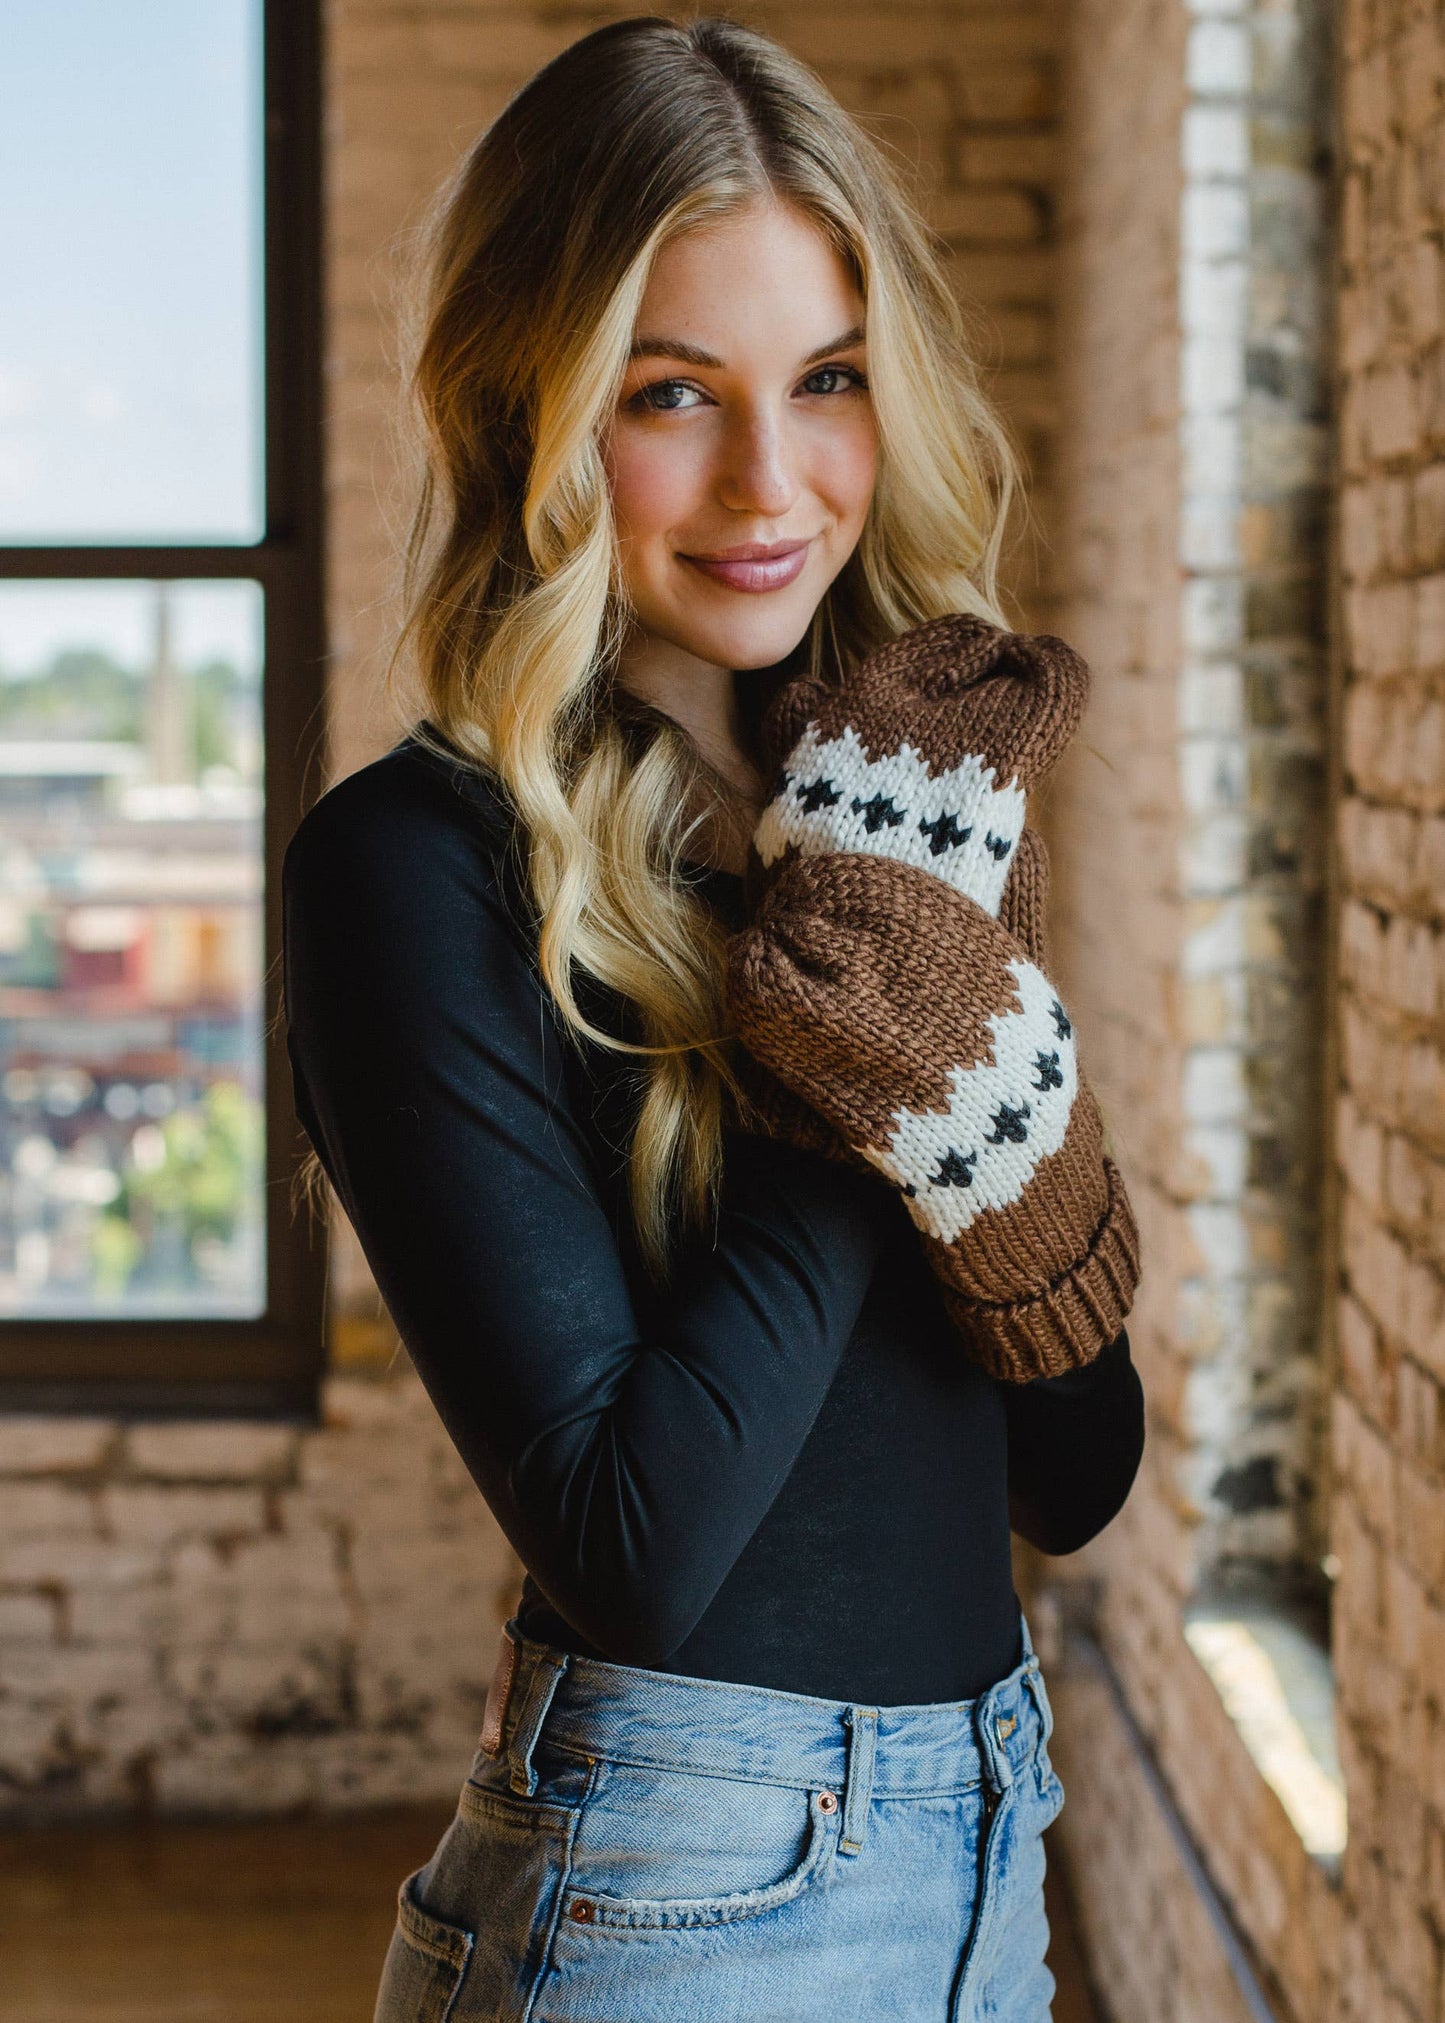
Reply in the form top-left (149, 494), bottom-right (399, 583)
top-left (96, 1078), bottom-right (263, 1294)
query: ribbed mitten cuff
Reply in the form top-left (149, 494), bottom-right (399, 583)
top-left (933, 1156), bottom-right (1140, 1383)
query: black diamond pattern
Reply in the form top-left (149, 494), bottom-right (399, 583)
top-left (1033, 1050), bottom-right (1064, 1092)
top-left (851, 792), bottom-right (906, 833)
top-left (984, 833), bottom-right (1013, 862)
top-left (918, 811), bottom-right (972, 856)
top-left (796, 777), bottom-right (842, 813)
top-left (928, 1147), bottom-right (977, 1189)
top-left (984, 1100), bottom-right (1032, 1146)
top-left (1050, 999), bottom-right (1072, 1041)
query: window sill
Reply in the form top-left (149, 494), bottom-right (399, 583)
top-left (1183, 1599), bottom-right (1346, 1880)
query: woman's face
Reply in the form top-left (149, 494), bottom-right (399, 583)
top-left (606, 198), bottom-right (878, 675)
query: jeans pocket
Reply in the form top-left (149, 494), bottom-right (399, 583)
top-left (373, 1868), bottom-right (474, 2023)
top-left (560, 1761), bottom-right (838, 1932)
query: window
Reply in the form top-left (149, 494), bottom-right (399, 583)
top-left (0, 1), bottom-right (325, 1412)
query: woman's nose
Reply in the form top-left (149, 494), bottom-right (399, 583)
top-left (716, 407), bottom-right (799, 518)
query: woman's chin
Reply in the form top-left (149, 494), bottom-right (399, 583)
top-left (663, 607), bottom-right (818, 674)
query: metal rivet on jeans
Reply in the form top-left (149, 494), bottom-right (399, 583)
top-left (817, 1789), bottom-right (839, 1813)
top-left (569, 1900), bottom-right (594, 1922)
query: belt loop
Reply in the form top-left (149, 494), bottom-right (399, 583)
top-left (1023, 1653), bottom-right (1055, 1748)
top-left (839, 1706), bottom-right (877, 1857)
top-left (506, 1646), bottom-right (570, 1797)
top-left (479, 1623), bottom-right (519, 1757)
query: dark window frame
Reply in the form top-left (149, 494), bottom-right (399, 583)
top-left (0, 0), bottom-right (328, 1418)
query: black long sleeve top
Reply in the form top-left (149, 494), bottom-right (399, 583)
top-left (281, 725), bottom-right (1145, 1706)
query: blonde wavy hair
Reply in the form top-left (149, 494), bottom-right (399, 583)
top-left (305, 15), bottom-right (1026, 1279)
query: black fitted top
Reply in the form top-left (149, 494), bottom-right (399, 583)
top-left (281, 726), bottom-right (1145, 1706)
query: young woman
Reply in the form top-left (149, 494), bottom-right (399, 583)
top-left (282, 18), bottom-right (1145, 2021)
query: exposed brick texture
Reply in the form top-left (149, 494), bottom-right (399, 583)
top-left (1044, 0), bottom-right (1440, 2014)
top-left (1039, 0), bottom-right (1343, 2019)
top-left (0, 1375), bottom-right (520, 1814)
top-left (1332, 2), bottom-right (1445, 2017)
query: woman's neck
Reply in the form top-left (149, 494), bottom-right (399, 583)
top-left (616, 633), bottom-right (765, 875)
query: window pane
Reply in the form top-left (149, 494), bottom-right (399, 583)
top-left (0, 581), bottom-right (266, 1317)
top-left (0, 4), bottom-right (264, 544)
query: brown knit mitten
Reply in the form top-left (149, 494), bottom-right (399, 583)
top-left (748, 611), bottom-right (1088, 920)
top-left (729, 828), bottom-right (1059, 1186)
top-left (728, 612), bottom-right (1139, 1382)
top-left (728, 852), bottom-right (1138, 1380)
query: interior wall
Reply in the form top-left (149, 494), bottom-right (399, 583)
top-left (1041, 0), bottom-right (1342, 2018)
top-left (1330, 3), bottom-right (1445, 2017)
top-left (1042, 0), bottom-right (1445, 2015)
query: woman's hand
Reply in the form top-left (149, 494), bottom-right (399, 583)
top-left (727, 614), bottom-right (1139, 1382)
top-left (748, 612), bottom-right (1091, 921)
top-left (726, 849), bottom-right (1138, 1382)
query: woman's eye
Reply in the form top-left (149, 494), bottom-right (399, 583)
top-left (627, 379), bottom-right (705, 414)
top-left (798, 364), bottom-right (867, 397)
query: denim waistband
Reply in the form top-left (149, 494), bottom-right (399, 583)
top-left (480, 1613), bottom-right (1053, 1842)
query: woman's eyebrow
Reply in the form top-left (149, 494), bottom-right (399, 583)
top-left (798, 324), bottom-right (866, 366)
top-left (627, 324), bottom-right (868, 370)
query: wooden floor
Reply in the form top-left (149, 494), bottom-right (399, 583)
top-left (0, 1809), bottom-right (1102, 2022)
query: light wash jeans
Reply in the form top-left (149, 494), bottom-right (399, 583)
top-left (374, 1612), bottom-right (1065, 2023)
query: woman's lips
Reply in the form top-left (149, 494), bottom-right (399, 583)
top-left (680, 540), bottom-right (812, 593)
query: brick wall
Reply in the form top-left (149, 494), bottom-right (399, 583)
top-left (0, 1383), bottom-right (520, 1813)
top-left (0, 0), bottom-right (1068, 1816)
top-left (1040, 1), bottom-right (1445, 2021)
top-left (1040, 0), bottom-right (1344, 2018)
top-left (1331, 3), bottom-right (1445, 2015)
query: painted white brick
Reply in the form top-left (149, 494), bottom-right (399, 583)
top-left (1181, 493), bottom-right (1242, 571)
top-left (1184, 1123), bottom-right (1251, 1197)
top-left (0, 1641), bottom-right (155, 1703)
top-left (1181, 812), bottom-right (1249, 892)
top-left (1182, 184), bottom-right (1250, 260)
top-left (1186, 19), bottom-right (1251, 97)
top-left (1182, 574), bottom-right (1245, 653)
top-left (1180, 663), bottom-right (1246, 735)
top-left (0, 1593), bottom-right (60, 1641)
top-left (1181, 254), bottom-right (1249, 337)
top-left (0, 1482), bottom-right (99, 1541)
top-left (1183, 331), bottom-right (1247, 414)
top-left (0, 1539), bottom-right (162, 1588)
top-left (1182, 1046), bottom-right (1249, 1123)
top-left (1182, 104), bottom-right (1249, 179)
top-left (0, 1420), bottom-right (115, 1476)
top-left (99, 1486), bottom-right (266, 1547)
top-left (1183, 896), bottom-right (1249, 976)
top-left (124, 1423), bottom-right (299, 1482)
top-left (1180, 734), bottom-right (1248, 814)
top-left (1187, 1200), bottom-right (1251, 1278)
top-left (1183, 1349), bottom-right (1253, 1452)
top-left (1182, 410), bottom-right (1244, 493)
